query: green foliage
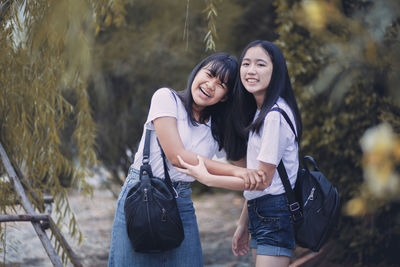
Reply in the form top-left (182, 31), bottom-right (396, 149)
top-left (275, 0), bottom-right (400, 264)
top-left (204, 0), bottom-right (218, 51)
top-left (0, 0), bottom-right (127, 263)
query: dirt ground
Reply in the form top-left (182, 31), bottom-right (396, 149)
top-left (2, 181), bottom-right (316, 267)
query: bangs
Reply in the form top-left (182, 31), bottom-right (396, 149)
top-left (207, 60), bottom-right (233, 86)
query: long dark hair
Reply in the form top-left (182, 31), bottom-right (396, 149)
top-left (226, 40), bottom-right (303, 160)
top-left (234, 40), bottom-right (303, 138)
top-left (177, 53), bottom-right (238, 151)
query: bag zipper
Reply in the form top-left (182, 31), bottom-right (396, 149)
top-left (304, 187), bottom-right (315, 207)
top-left (143, 188), bottom-right (155, 238)
top-left (153, 197), bottom-right (181, 227)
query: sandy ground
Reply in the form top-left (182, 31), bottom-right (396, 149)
top-left (2, 182), bottom-right (254, 267)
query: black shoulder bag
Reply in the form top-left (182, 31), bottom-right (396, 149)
top-left (124, 129), bottom-right (184, 253)
top-left (271, 107), bottom-right (340, 252)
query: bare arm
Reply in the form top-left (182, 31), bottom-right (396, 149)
top-left (257, 161), bottom-right (276, 189)
top-left (153, 117), bottom-right (265, 185)
top-left (176, 155), bottom-right (269, 191)
top-left (232, 200), bottom-right (250, 256)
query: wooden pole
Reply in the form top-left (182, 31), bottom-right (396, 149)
top-left (3, 196), bottom-right (53, 207)
top-left (48, 217), bottom-right (83, 267)
top-left (0, 214), bottom-right (49, 222)
top-left (0, 142), bottom-right (63, 267)
top-left (11, 159), bottom-right (50, 212)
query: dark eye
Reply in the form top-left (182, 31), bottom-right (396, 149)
top-left (257, 63), bottom-right (266, 67)
top-left (242, 62), bottom-right (249, 66)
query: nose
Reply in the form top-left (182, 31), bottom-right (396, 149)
top-left (247, 64), bottom-right (256, 74)
top-left (207, 78), bottom-right (219, 91)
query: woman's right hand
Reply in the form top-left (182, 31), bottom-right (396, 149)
top-left (232, 224), bottom-right (250, 257)
top-left (233, 167), bottom-right (268, 190)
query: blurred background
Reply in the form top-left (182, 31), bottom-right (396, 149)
top-left (1, 0), bottom-right (399, 266)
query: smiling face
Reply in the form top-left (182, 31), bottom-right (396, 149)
top-left (191, 64), bottom-right (228, 113)
top-left (240, 46), bottom-right (273, 108)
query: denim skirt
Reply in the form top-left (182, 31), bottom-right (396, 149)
top-left (247, 193), bottom-right (296, 257)
top-left (108, 168), bottom-right (203, 267)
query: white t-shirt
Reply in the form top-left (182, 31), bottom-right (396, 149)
top-left (244, 97), bottom-right (299, 200)
top-left (132, 87), bottom-right (219, 182)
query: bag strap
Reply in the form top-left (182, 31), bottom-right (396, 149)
top-left (270, 107), bottom-right (298, 142)
top-left (270, 107), bottom-right (303, 222)
top-left (142, 129), bottom-right (173, 189)
top-left (142, 89), bottom-right (179, 194)
top-left (142, 129), bottom-right (152, 165)
top-left (157, 140), bottom-right (173, 189)
top-left (277, 162), bottom-right (303, 222)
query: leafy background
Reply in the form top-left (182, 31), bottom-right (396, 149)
top-left (1, 0), bottom-right (399, 265)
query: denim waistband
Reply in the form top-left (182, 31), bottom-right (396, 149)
top-left (127, 167), bottom-right (191, 189)
top-left (247, 193), bottom-right (286, 206)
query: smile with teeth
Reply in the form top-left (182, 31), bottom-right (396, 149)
top-left (246, 78), bottom-right (258, 83)
top-left (200, 87), bottom-right (211, 97)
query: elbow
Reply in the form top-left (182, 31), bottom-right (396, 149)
top-left (168, 156), bottom-right (180, 167)
top-left (164, 151), bottom-right (183, 167)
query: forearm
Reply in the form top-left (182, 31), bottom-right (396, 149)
top-left (168, 149), bottom-right (241, 176)
top-left (198, 173), bottom-right (246, 191)
top-left (237, 200), bottom-right (249, 227)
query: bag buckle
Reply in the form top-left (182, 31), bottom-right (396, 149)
top-left (142, 155), bottom-right (149, 164)
top-left (289, 202), bottom-right (303, 222)
top-left (289, 202), bottom-right (300, 212)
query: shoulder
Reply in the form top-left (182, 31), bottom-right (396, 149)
top-left (151, 87), bottom-right (178, 104)
top-left (153, 87), bottom-right (174, 99)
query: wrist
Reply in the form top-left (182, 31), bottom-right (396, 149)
top-left (236, 218), bottom-right (249, 227)
top-left (232, 166), bottom-right (244, 177)
top-left (200, 173), bottom-right (214, 187)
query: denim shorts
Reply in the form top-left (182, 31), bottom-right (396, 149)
top-left (247, 193), bottom-right (296, 257)
top-left (108, 168), bottom-right (203, 267)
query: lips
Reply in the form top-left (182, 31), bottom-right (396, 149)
top-left (246, 78), bottom-right (258, 83)
top-left (199, 87), bottom-right (211, 97)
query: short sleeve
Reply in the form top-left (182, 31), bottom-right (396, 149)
top-left (257, 111), bottom-right (291, 165)
top-left (145, 88), bottom-right (178, 130)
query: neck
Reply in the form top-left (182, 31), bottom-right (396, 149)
top-left (192, 104), bottom-right (203, 121)
top-left (253, 93), bottom-right (265, 109)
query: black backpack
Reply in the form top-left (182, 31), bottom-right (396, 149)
top-left (271, 107), bottom-right (340, 252)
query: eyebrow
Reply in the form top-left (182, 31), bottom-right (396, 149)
top-left (242, 58), bottom-right (269, 64)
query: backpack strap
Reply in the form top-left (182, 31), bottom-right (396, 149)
top-left (277, 162), bottom-right (303, 222)
top-left (270, 107), bottom-right (298, 142)
top-left (270, 107), bottom-right (303, 222)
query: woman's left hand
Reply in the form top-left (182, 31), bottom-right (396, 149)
top-left (176, 155), bottom-right (210, 181)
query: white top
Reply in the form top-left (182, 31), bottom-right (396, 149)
top-left (132, 87), bottom-right (219, 182)
top-left (244, 97), bottom-right (299, 200)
